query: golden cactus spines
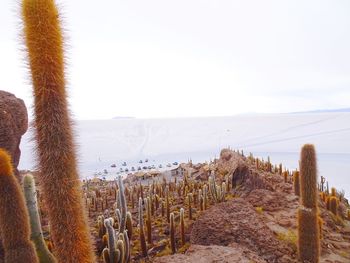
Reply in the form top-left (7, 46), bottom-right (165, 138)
top-left (297, 144), bottom-right (320, 263)
top-left (0, 149), bottom-right (38, 263)
top-left (331, 187), bottom-right (336, 197)
top-left (21, 0), bottom-right (95, 262)
top-left (299, 145), bottom-right (318, 209)
top-left (329, 196), bottom-right (338, 216)
top-left (293, 171), bottom-right (300, 196)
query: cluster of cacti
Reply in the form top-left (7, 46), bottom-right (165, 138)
top-left (102, 218), bottom-right (129, 263)
top-left (49, 146), bottom-right (350, 261)
top-left (247, 153), bottom-right (293, 177)
top-left (81, 170), bottom-right (230, 260)
top-left (21, 0), bottom-right (95, 261)
top-left (15, 0), bottom-right (350, 261)
top-left (101, 176), bottom-right (131, 263)
top-left (297, 144), bottom-right (320, 263)
top-left (208, 173), bottom-right (226, 203)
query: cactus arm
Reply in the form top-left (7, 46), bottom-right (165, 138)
top-left (23, 174), bottom-right (57, 263)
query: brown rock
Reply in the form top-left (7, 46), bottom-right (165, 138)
top-left (246, 189), bottom-right (295, 212)
top-left (153, 244), bottom-right (267, 263)
top-left (190, 198), bottom-right (294, 262)
top-left (0, 90), bottom-right (28, 180)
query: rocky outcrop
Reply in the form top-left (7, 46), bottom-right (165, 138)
top-left (190, 198), bottom-right (295, 262)
top-left (217, 149), bottom-right (273, 192)
top-left (0, 90), bottom-right (28, 180)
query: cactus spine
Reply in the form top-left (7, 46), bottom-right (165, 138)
top-left (21, 0), bottom-right (95, 261)
top-left (23, 174), bottom-right (56, 263)
top-left (0, 149), bottom-right (38, 263)
top-left (297, 144), bottom-right (320, 263)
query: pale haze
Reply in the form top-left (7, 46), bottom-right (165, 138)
top-left (1, 0), bottom-right (350, 119)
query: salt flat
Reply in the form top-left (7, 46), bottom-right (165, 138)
top-left (19, 112), bottom-right (350, 197)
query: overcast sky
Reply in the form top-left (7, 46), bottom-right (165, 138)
top-left (1, 0), bottom-right (350, 119)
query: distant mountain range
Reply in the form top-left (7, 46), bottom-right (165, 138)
top-left (110, 108), bottom-right (350, 120)
top-left (291, 108), bottom-right (350, 114)
top-left (112, 116), bottom-right (135, 119)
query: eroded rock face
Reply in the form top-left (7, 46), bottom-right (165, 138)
top-left (190, 198), bottom-right (295, 262)
top-left (217, 149), bottom-right (273, 192)
top-left (0, 90), bottom-right (28, 180)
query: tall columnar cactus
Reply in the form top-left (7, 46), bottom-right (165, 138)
top-left (329, 196), bottom-right (338, 216)
top-left (21, 0), bottom-right (95, 261)
top-left (166, 186), bottom-right (170, 223)
top-left (98, 215), bottom-right (106, 238)
top-left (187, 193), bottom-right (193, 220)
top-left (297, 144), bottom-right (320, 263)
top-left (180, 208), bottom-right (185, 246)
top-left (138, 198), bottom-right (147, 257)
top-left (331, 187), bottom-right (336, 197)
top-left (0, 149), bottom-right (38, 263)
top-left (203, 185), bottom-right (208, 210)
top-left (117, 176), bottom-right (127, 233)
top-left (23, 174), bottom-right (56, 263)
top-left (283, 171), bottom-right (288, 183)
top-left (104, 218), bottom-right (117, 263)
top-left (126, 212), bottom-right (133, 240)
top-left (293, 171), bottom-right (300, 196)
top-left (169, 213), bottom-right (176, 254)
top-left (144, 197), bottom-right (152, 244)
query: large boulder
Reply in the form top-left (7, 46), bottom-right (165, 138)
top-left (0, 90), bottom-right (28, 180)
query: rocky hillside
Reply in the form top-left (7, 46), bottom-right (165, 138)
top-left (153, 149), bottom-right (350, 263)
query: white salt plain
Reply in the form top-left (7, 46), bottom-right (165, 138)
top-left (19, 112), bottom-right (350, 198)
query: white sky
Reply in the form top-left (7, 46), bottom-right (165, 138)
top-left (1, 0), bottom-right (350, 119)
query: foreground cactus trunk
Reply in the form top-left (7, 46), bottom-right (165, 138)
top-left (297, 144), bottom-right (320, 263)
top-left (21, 0), bottom-right (95, 262)
top-left (0, 149), bottom-right (38, 263)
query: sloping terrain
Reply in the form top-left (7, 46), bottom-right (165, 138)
top-left (154, 150), bottom-right (350, 262)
